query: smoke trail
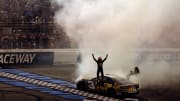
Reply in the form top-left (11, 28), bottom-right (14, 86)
top-left (53, 0), bottom-right (180, 86)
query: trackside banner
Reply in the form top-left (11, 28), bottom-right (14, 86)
top-left (0, 52), bottom-right (54, 65)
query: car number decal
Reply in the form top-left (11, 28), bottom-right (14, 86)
top-left (88, 81), bottom-right (95, 90)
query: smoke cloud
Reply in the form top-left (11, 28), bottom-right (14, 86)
top-left (53, 0), bottom-right (180, 87)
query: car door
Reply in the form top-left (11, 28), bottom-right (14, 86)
top-left (87, 80), bottom-right (95, 90)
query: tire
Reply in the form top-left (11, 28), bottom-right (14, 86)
top-left (107, 88), bottom-right (116, 97)
top-left (77, 80), bottom-right (87, 91)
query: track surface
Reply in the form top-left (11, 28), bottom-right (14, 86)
top-left (19, 65), bottom-right (180, 101)
top-left (0, 69), bottom-right (122, 101)
top-left (0, 65), bottom-right (180, 101)
top-left (0, 83), bottom-right (72, 101)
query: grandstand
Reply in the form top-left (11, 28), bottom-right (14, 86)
top-left (0, 0), bottom-right (70, 49)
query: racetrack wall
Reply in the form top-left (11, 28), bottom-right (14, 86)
top-left (0, 49), bottom-right (79, 66)
top-left (1, 48), bottom-right (180, 69)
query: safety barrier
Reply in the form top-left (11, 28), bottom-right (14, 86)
top-left (0, 49), bottom-right (79, 65)
top-left (1, 48), bottom-right (180, 66)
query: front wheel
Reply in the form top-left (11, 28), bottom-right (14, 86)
top-left (77, 80), bottom-right (87, 91)
top-left (107, 88), bottom-right (116, 97)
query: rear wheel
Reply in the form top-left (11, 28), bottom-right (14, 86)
top-left (107, 88), bottom-right (116, 97)
top-left (77, 80), bottom-right (87, 91)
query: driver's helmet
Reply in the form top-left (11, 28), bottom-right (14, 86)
top-left (98, 57), bottom-right (102, 61)
top-left (134, 66), bottom-right (140, 74)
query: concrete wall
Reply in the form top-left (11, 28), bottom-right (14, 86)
top-left (0, 49), bottom-right (79, 65)
top-left (1, 48), bottom-right (180, 65)
top-left (53, 49), bottom-right (79, 65)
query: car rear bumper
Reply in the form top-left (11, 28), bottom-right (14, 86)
top-left (121, 90), bottom-right (139, 96)
top-left (117, 89), bottom-right (139, 96)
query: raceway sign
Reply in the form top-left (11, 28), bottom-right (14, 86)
top-left (0, 52), bottom-right (54, 65)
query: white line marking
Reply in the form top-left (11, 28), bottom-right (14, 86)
top-left (37, 81), bottom-right (43, 85)
top-left (97, 96), bottom-right (104, 100)
top-left (59, 87), bottom-right (66, 91)
top-left (113, 99), bottom-right (120, 101)
top-left (0, 72), bottom-right (5, 76)
top-left (125, 98), bottom-right (139, 101)
top-left (20, 77), bottom-right (26, 81)
top-left (78, 91), bottom-right (85, 95)
top-left (0, 72), bottom-right (115, 101)
top-left (51, 84), bottom-right (57, 87)
top-left (28, 79), bottom-right (35, 83)
top-left (46, 83), bottom-right (52, 87)
top-left (32, 80), bottom-right (39, 84)
top-left (92, 94), bottom-right (99, 99)
top-left (82, 92), bottom-right (89, 96)
top-left (7, 74), bottom-right (14, 78)
top-left (41, 82), bottom-right (48, 86)
top-left (3, 73), bottom-right (10, 77)
top-left (103, 97), bottom-right (109, 101)
top-left (72, 90), bottom-right (80, 94)
top-left (54, 85), bottom-right (61, 89)
top-left (64, 88), bottom-right (70, 92)
top-left (69, 89), bottom-right (75, 93)
top-left (87, 93), bottom-right (94, 97)
top-left (15, 76), bottom-right (23, 80)
top-left (108, 98), bottom-right (116, 101)
top-left (24, 78), bottom-right (30, 82)
top-left (11, 75), bottom-right (17, 79)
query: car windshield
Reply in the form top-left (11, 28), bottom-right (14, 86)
top-left (116, 79), bottom-right (133, 85)
top-left (90, 75), bottom-right (134, 85)
top-left (105, 74), bottom-right (134, 85)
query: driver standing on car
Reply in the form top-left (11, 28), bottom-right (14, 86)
top-left (92, 53), bottom-right (108, 80)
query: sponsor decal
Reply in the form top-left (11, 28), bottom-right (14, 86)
top-left (0, 53), bottom-right (36, 64)
top-left (0, 52), bottom-right (53, 65)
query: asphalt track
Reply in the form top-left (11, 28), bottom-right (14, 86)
top-left (0, 65), bottom-right (180, 101)
top-left (0, 69), bottom-right (82, 101)
top-left (0, 83), bottom-right (72, 101)
top-left (0, 68), bottom-right (123, 101)
top-left (19, 65), bottom-right (180, 101)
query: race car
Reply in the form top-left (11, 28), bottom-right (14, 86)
top-left (76, 74), bottom-right (139, 97)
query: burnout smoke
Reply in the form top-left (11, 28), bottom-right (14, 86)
top-left (54, 0), bottom-right (180, 86)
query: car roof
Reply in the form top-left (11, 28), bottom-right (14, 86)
top-left (91, 75), bottom-right (135, 85)
top-left (105, 74), bottom-right (125, 80)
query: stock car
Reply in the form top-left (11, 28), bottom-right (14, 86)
top-left (76, 74), bottom-right (139, 97)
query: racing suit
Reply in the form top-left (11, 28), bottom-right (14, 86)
top-left (92, 54), bottom-right (108, 80)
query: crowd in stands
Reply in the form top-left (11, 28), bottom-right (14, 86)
top-left (0, 0), bottom-right (70, 49)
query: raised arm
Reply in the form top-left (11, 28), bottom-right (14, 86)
top-left (92, 53), bottom-right (97, 62)
top-left (103, 54), bottom-right (108, 62)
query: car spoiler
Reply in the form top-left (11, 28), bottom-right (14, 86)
top-left (120, 84), bottom-right (139, 88)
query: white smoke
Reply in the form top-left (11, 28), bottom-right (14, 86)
top-left (53, 0), bottom-right (180, 86)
